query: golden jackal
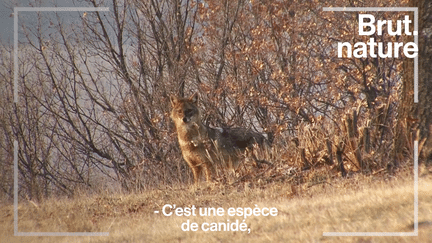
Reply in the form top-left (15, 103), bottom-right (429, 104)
top-left (170, 93), bottom-right (271, 184)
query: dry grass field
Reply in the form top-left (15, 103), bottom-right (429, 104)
top-left (1, 165), bottom-right (431, 243)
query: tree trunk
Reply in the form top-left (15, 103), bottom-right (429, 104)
top-left (416, 0), bottom-right (432, 164)
top-left (394, 0), bottom-right (432, 165)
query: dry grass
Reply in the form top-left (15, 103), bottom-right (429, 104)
top-left (1, 165), bottom-right (431, 243)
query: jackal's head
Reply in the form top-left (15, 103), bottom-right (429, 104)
top-left (170, 93), bottom-right (201, 126)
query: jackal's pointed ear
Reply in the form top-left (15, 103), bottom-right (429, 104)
top-left (189, 93), bottom-right (199, 104)
top-left (170, 95), bottom-right (179, 106)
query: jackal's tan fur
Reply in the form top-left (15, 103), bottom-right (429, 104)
top-left (170, 93), bottom-right (270, 184)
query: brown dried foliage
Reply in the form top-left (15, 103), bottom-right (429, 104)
top-left (0, 0), bottom-right (418, 201)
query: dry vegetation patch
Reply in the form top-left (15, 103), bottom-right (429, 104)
top-left (1, 166), bottom-right (431, 243)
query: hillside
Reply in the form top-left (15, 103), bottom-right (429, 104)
top-left (1, 166), bottom-right (431, 243)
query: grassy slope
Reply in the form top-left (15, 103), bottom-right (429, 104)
top-left (1, 167), bottom-right (431, 243)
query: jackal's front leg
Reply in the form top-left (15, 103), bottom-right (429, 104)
top-left (191, 165), bottom-right (202, 184)
top-left (203, 164), bottom-right (213, 182)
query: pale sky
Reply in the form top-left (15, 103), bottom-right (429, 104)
top-left (0, 1), bottom-right (14, 42)
top-left (0, 0), bottom-right (100, 43)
